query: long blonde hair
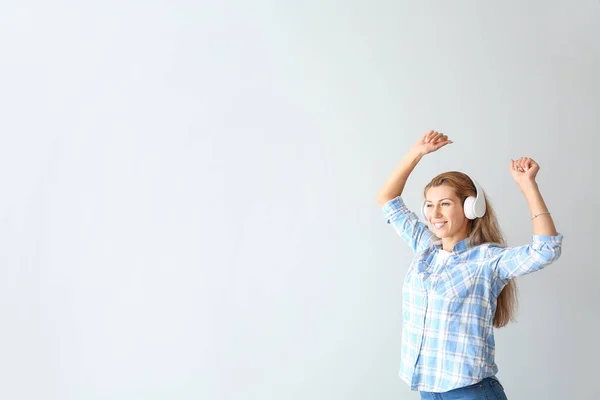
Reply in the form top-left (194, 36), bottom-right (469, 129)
top-left (424, 171), bottom-right (518, 328)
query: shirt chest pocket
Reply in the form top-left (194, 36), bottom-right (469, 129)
top-left (432, 263), bottom-right (477, 299)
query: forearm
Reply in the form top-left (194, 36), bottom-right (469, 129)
top-left (519, 181), bottom-right (558, 236)
top-left (377, 148), bottom-right (423, 206)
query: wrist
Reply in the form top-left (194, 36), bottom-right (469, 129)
top-left (409, 147), bottom-right (426, 159)
top-left (518, 179), bottom-right (538, 192)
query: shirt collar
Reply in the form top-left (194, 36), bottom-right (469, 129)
top-left (433, 236), bottom-right (471, 254)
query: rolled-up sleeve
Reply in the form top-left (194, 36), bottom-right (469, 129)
top-left (382, 196), bottom-right (434, 254)
top-left (488, 234), bottom-right (563, 280)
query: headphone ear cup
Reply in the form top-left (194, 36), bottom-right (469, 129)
top-left (474, 196), bottom-right (486, 218)
top-left (422, 202), bottom-right (428, 222)
top-left (463, 196), bottom-right (476, 220)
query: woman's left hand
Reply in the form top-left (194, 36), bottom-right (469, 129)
top-left (510, 157), bottom-right (539, 185)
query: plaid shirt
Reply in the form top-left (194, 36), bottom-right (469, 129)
top-left (382, 196), bottom-right (563, 392)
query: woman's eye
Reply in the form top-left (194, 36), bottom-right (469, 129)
top-left (442, 202), bottom-right (450, 206)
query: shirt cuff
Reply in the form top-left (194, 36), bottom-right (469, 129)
top-left (531, 233), bottom-right (563, 243)
top-left (381, 196), bottom-right (408, 222)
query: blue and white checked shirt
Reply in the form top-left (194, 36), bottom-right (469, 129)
top-left (382, 196), bottom-right (563, 392)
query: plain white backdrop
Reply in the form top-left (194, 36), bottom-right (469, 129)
top-left (0, 1), bottom-right (598, 399)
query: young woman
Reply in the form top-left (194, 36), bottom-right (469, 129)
top-left (376, 130), bottom-right (563, 400)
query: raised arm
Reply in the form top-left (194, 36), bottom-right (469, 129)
top-left (510, 157), bottom-right (558, 236)
top-left (489, 157), bottom-right (562, 280)
top-left (377, 131), bottom-right (453, 254)
top-left (376, 130), bottom-right (453, 206)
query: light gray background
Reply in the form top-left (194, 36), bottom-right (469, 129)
top-left (0, 1), bottom-right (597, 399)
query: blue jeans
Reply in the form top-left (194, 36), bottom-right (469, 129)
top-left (420, 376), bottom-right (508, 400)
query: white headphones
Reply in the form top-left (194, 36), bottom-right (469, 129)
top-left (421, 173), bottom-right (487, 222)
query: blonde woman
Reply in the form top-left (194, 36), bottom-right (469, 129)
top-left (376, 130), bottom-right (562, 399)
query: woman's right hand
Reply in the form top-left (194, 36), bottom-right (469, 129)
top-left (412, 130), bottom-right (453, 156)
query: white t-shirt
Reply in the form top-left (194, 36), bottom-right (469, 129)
top-left (432, 249), bottom-right (452, 275)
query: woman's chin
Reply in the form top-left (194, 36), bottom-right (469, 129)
top-left (433, 228), bottom-right (448, 237)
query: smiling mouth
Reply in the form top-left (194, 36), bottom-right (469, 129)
top-left (434, 222), bottom-right (447, 228)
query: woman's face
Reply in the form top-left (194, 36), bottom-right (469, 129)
top-left (424, 185), bottom-right (470, 243)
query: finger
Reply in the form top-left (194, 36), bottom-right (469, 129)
top-left (515, 160), bottom-right (522, 172)
top-left (514, 158), bottom-right (524, 172)
top-left (424, 130), bottom-right (435, 143)
top-left (427, 130), bottom-right (441, 143)
top-left (434, 140), bottom-right (453, 149)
